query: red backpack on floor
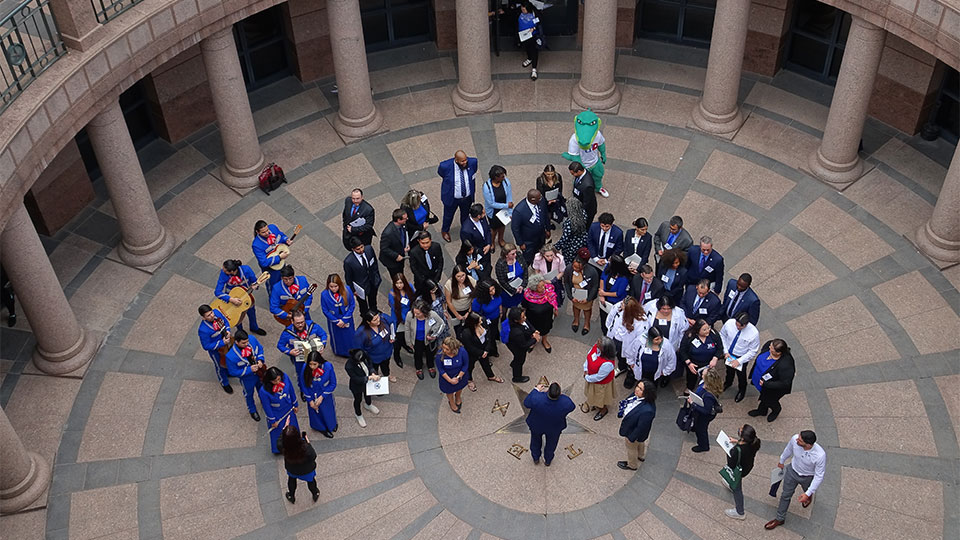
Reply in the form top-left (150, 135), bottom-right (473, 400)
top-left (259, 162), bottom-right (286, 195)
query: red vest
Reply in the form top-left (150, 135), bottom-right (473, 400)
top-left (586, 343), bottom-right (615, 385)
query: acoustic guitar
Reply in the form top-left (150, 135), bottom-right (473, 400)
top-left (211, 272), bottom-right (270, 327)
top-left (267, 224), bottom-right (302, 270)
top-left (214, 316), bottom-right (234, 368)
top-left (274, 283), bottom-right (318, 325)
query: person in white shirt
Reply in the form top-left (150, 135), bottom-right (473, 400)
top-left (720, 312), bottom-right (760, 402)
top-left (765, 430), bottom-right (826, 530)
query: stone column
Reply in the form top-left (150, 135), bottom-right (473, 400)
top-left (807, 17), bottom-right (885, 184)
top-left (87, 100), bottom-right (177, 270)
top-left (327, 0), bottom-right (385, 137)
top-left (0, 204), bottom-right (98, 375)
top-left (915, 147), bottom-right (960, 263)
top-left (451, 0), bottom-right (501, 114)
top-left (0, 405), bottom-right (50, 514)
top-left (691, 0), bottom-right (751, 136)
top-left (572, 0), bottom-right (620, 112)
top-left (200, 28), bottom-right (266, 188)
top-left (48, 0), bottom-right (103, 51)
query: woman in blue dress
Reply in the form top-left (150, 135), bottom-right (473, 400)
top-left (495, 243), bottom-right (529, 309)
top-left (354, 310), bottom-right (396, 382)
top-left (319, 273), bottom-right (356, 357)
top-left (401, 189), bottom-right (437, 234)
top-left (300, 351), bottom-right (337, 438)
top-left (471, 279), bottom-right (503, 357)
top-left (258, 366), bottom-right (299, 454)
top-left (437, 336), bottom-right (470, 413)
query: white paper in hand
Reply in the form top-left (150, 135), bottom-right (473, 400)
top-left (725, 356), bottom-right (744, 371)
top-left (352, 283), bottom-right (366, 300)
top-left (717, 430), bottom-right (736, 456)
top-left (572, 288), bottom-right (588, 301)
top-left (496, 209), bottom-right (512, 225)
top-left (545, 188), bottom-right (559, 201)
top-left (366, 377), bottom-right (389, 396)
top-left (687, 392), bottom-right (704, 407)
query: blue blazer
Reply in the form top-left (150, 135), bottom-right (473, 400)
top-left (680, 285), bottom-right (723, 324)
top-left (269, 276), bottom-right (312, 320)
top-left (721, 278), bottom-right (761, 325)
top-left (251, 224), bottom-right (288, 270)
top-left (198, 308), bottom-right (231, 353)
top-left (460, 217), bottom-right (492, 250)
top-left (510, 200), bottom-right (549, 249)
top-left (623, 230), bottom-right (652, 267)
top-left (524, 390), bottom-right (576, 435)
top-left (438, 157), bottom-right (479, 206)
top-left (618, 399), bottom-right (656, 443)
top-left (685, 246), bottom-right (725, 293)
top-left (215, 265), bottom-right (259, 302)
top-left (587, 223), bottom-right (624, 260)
top-left (223, 335), bottom-right (265, 379)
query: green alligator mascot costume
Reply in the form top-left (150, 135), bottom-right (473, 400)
top-left (562, 110), bottom-right (608, 197)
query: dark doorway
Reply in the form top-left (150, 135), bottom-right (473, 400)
top-left (234, 6), bottom-right (291, 89)
top-left (635, 0), bottom-right (716, 47)
top-left (932, 67), bottom-right (959, 144)
top-left (361, 0), bottom-right (433, 52)
top-left (783, 0), bottom-right (851, 84)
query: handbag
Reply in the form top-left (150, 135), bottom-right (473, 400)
top-left (720, 446), bottom-right (742, 491)
top-left (676, 403), bottom-right (694, 432)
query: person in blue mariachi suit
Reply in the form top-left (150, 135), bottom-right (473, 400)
top-left (258, 366), bottom-right (299, 454)
top-left (197, 304), bottom-right (234, 394)
top-left (215, 259), bottom-right (266, 336)
top-left (270, 265), bottom-right (313, 324)
top-left (223, 328), bottom-right (266, 422)
top-left (300, 351), bottom-right (337, 438)
top-left (252, 220), bottom-right (290, 293)
top-left (277, 311), bottom-right (328, 395)
top-left (319, 273), bottom-right (356, 357)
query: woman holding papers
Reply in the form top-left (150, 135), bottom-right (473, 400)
top-left (400, 189), bottom-right (436, 234)
top-left (471, 280), bottom-right (503, 356)
top-left (258, 366), bottom-right (299, 454)
top-left (506, 306), bottom-right (540, 383)
top-left (522, 274), bottom-right (559, 353)
top-left (598, 254), bottom-right (631, 335)
top-left (688, 366), bottom-right (724, 452)
top-left (354, 310), bottom-right (395, 382)
top-left (626, 326), bottom-right (677, 387)
top-left (344, 349), bottom-right (381, 428)
top-left (461, 313), bottom-right (503, 388)
top-left (405, 298), bottom-right (447, 380)
top-left (456, 240), bottom-right (488, 282)
top-left (562, 249), bottom-right (600, 335)
top-left (496, 244), bottom-right (529, 309)
top-left (605, 296), bottom-right (649, 388)
top-left (747, 339), bottom-right (796, 422)
top-left (623, 217), bottom-right (653, 273)
top-left (437, 336), bottom-right (470, 413)
top-left (482, 165), bottom-right (514, 251)
top-left (554, 198), bottom-right (589, 263)
top-left (678, 319), bottom-right (725, 392)
top-left (300, 352), bottom-right (337, 438)
top-left (444, 265), bottom-right (477, 335)
top-left (724, 424), bottom-right (761, 520)
top-left (642, 296), bottom-right (689, 356)
top-left (536, 165), bottom-right (565, 226)
top-left (532, 244), bottom-right (566, 307)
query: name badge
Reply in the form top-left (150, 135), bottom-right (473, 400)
top-left (692, 338), bottom-right (702, 347)
top-left (728, 290), bottom-right (737, 298)
top-left (443, 358), bottom-right (453, 366)
top-left (606, 242), bottom-right (615, 249)
top-left (508, 271), bottom-right (516, 279)
top-left (529, 214), bottom-right (537, 224)
top-left (428, 319), bottom-right (436, 327)
top-left (400, 297), bottom-right (409, 305)
top-left (486, 318), bottom-right (492, 325)
top-left (420, 193), bottom-right (428, 203)
top-left (699, 308), bottom-right (707, 314)
top-left (579, 280), bottom-right (588, 288)
top-left (660, 275), bottom-right (669, 283)
top-left (663, 243), bottom-right (672, 250)
top-left (608, 278), bottom-right (616, 286)
top-left (658, 319), bottom-right (667, 326)
top-left (704, 265), bottom-right (714, 273)
top-left (644, 292), bottom-right (651, 300)
top-left (378, 329), bottom-right (387, 338)
top-left (462, 286), bottom-right (472, 295)
top-left (572, 188), bottom-right (581, 196)
top-left (643, 348), bottom-right (652, 355)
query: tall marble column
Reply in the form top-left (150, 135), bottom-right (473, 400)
top-left (572, 0), bottom-right (620, 111)
top-left (807, 17), bottom-right (885, 184)
top-left (691, 0), bottom-right (751, 136)
top-left (201, 28), bottom-right (266, 188)
top-left (916, 147), bottom-right (960, 263)
top-left (0, 204), bottom-right (99, 375)
top-left (327, 0), bottom-right (386, 138)
top-left (87, 100), bottom-right (177, 270)
top-left (0, 405), bottom-right (50, 513)
top-left (451, 0), bottom-right (501, 114)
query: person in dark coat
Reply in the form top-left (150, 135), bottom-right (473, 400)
top-left (567, 161), bottom-right (597, 224)
top-left (617, 379), bottom-right (657, 471)
top-left (506, 306), bottom-right (539, 383)
top-left (723, 424), bottom-right (761, 520)
top-left (408, 231), bottom-right (445, 293)
top-left (343, 237), bottom-right (382, 314)
top-left (341, 189), bottom-right (376, 249)
top-left (344, 348), bottom-right (381, 428)
top-left (277, 422), bottom-right (320, 503)
top-left (380, 208), bottom-right (410, 280)
top-left (748, 339), bottom-right (796, 422)
top-left (524, 382), bottom-right (576, 466)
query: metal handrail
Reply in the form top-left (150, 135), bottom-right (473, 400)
top-left (90, 0), bottom-right (143, 24)
top-left (0, 0), bottom-right (66, 113)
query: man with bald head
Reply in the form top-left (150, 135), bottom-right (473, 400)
top-left (437, 150), bottom-right (479, 242)
top-left (511, 189), bottom-right (549, 264)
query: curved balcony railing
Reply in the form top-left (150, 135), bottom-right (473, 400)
top-left (0, 0), bottom-right (65, 113)
top-left (90, 0), bottom-right (143, 24)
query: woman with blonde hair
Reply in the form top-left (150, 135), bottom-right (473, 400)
top-left (688, 366), bottom-right (725, 452)
top-left (437, 336), bottom-right (470, 413)
top-left (531, 243), bottom-right (566, 307)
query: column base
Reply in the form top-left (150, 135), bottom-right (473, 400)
top-left (218, 153), bottom-right (267, 192)
top-left (915, 222), bottom-right (960, 265)
top-left (572, 82), bottom-right (621, 114)
top-left (29, 328), bottom-right (102, 378)
top-left (452, 83), bottom-right (502, 116)
top-left (117, 227), bottom-right (178, 271)
top-left (0, 452), bottom-right (50, 514)
top-left (332, 106), bottom-right (388, 143)
top-left (804, 146), bottom-right (866, 187)
top-left (689, 102), bottom-right (745, 139)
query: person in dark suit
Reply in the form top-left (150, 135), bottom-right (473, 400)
top-left (587, 212), bottom-right (624, 268)
top-left (630, 264), bottom-right (664, 304)
top-left (459, 203), bottom-right (493, 272)
top-left (568, 161), bottom-right (597, 224)
top-left (656, 249), bottom-right (688, 304)
top-left (685, 236), bottom-right (724, 293)
top-left (342, 237), bottom-right (382, 314)
top-left (408, 231), bottom-right (444, 293)
top-left (617, 379), bottom-right (657, 471)
top-left (506, 306), bottom-right (539, 383)
top-left (510, 189), bottom-right (549, 265)
top-left (680, 279), bottom-right (723, 326)
top-left (380, 209), bottom-right (410, 281)
top-left (748, 339), bottom-right (795, 422)
top-left (524, 381), bottom-right (576, 466)
top-left (653, 216), bottom-right (693, 261)
top-left (721, 273), bottom-right (761, 326)
top-left (341, 189), bottom-right (376, 250)
top-left (623, 217), bottom-right (652, 273)
top-left (437, 150), bottom-right (479, 242)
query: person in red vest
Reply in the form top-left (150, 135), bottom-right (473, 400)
top-left (583, 336), bottom-right (617, 421)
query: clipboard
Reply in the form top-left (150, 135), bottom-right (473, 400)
top-left (544, 188), bottom-right (559, 201)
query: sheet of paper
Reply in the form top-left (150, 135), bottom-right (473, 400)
top-left (626, 253), bottom-right (644, 269)
top-left (518, 28), bottom-right (534, 42)
top-left (496, 209), bottom-right (512, 225)
top-left (725, 356), bottom-right (744, 371)
top-left (687, 392), bottom-right (704, 407)
top-left (352, 283), bottom-right (366, 300)
top-left (508, 277), bottom-right (523, 289)
top-left (366, 377), bottom-right (389, 396)
top-left (572, 288), bottom-right (588, 301)
top-left (717, 430), bottom-right (736, 456)
top-left (543, 268), bottom-right (559, 281)
top-left (544, 188), bottom-right (559, 201)
top-left (349, 217), bottom-right (366, 228)
top-left (588, 257), bottom-right (604, 270)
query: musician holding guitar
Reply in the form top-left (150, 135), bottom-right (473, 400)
top-left (224, 329), bottom-right (266, 422)
top-left (270, 266), bottom-right (314, 323)
top-left (252, 220), bottom-right (292, 293)
top-left (215, 260), bottom-right (267, 336)
top-left (197, 304), bottom-right (235, 394)
top-left (277, 311), bottom-right (328, 395)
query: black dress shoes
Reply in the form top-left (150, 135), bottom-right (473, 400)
top-left (748, 409), bottom-right (764, 417)
top-left (285, 492), bottom-right (295, 503)
top-left (7, 314), bottom-right (16, 327)
top-left (251, 328), bottom-right (267, 336)
top-left (767, 410), bottom-right (780, 422)
top-left (512, 376), bottom-right (530, 383)
top-left (222, 385), bottom-right (234, 394)
top-left (322, 430), bottom-right (334, 438)
top-left (250, 412), bottom-right (261, 422)
top-left (617, 461), bottom-right (637, 471)
top-left (734, 391), bottom-right (745, 403)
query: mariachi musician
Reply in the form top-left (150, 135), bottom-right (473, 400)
top-left (197, 304), bottom-right (234, 394)
top-left (215, 259), bottom-right (266, 336)
top-left (277, 311), bottom-right (328, 396)
top-left (270, 265), bottom-right (313, 324)
top-left (224, 328), bottom-right (266, 422)
top-left (252, 220), bottom-right (290, 293)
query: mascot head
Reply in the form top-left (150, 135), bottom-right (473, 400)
top-left (574, 110), bottom-right (600, 149)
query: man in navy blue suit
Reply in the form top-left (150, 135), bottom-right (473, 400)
top-left (680, 279), bottom-right (723, 326)
top-left (587, 212), bottom-right (624, 268)
top-left (721, 273), bottom-right (761, 326)
top-left (618, 379), bottom-right (657, 471)
top-left (524, 382), bottom-right (576, 466)
top-left (685, 236), bottom-right (724, 293)
top-left (460, 203), bottom-right (493, 271)
top-left (510, 189), bottom-right (549, 264)
top-left (437, 150), bottom-right (479, 243)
